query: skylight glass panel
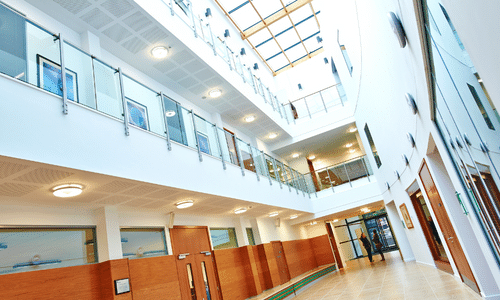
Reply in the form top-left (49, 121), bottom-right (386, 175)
top-left (248, 29), bottom-right (272, 48)
top-left (295, 18), bottom-right (319, 40)
top-left (267, 54), bottom-right (289, 71)
top-left (230, 5), bottom-right (261, 31)
top-left (303, 33), bottom-right (321, 51)
top-left (275, 29), bottom-right (300, 50)
top-left (286, 45), bottom-right (308, 63)
top-left (268, 18), bottom-right (293, 38)
top-left (258, 39), bottom-right (282, 60)
top-left (219, 0), bottom-right (246, 13)
top-left (288, 5), bottom-right (313, 24)
top-left (251, 0), bottom-right (283, 20)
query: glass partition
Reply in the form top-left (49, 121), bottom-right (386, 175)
top-left (163, 96), bottom-right (187, 145)
top-left (210, 228), bottom-right (238, 250)
top-left (0, 227), bottom-right (97, 275)
top-left (265, 155), bottom-right (276, 180)
top-left (321, 85), bottom-right (342, 109)
top-left (250, 146), bottom-right (267, 177)
top-left (63, 42), bottom-right (96, 109)
top-left (304, 93), bottom-right (325, 116)
top-left (216, 127), bottom-right (232, 163)
top-left (194, 115), bottom-right (221, 158)
top-left (93, 59), bottom-right (123, 120)
top-left (179, 107), bottom-right (197, 149)
top-left (223, 130), bottom-right (239, 165)
top-left (304, 173), bottom-right (316, 193)
top-left (313, 156), bottom-right (373, 192)
top-left (120, 228), bottom-right (168, 258)
top-left (123, 75), bottom-right (165, 136)
top-left (236, 138), bottom-right (255, 172)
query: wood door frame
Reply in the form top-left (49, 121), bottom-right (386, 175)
top-left (418, 159), bottom-right (480, 293)
top-left (271, 241), bottom-right (291, 284)
top-left (325, 223), bottom-right (343, 269)
top-left (409, 189), bottom-right (453, 274)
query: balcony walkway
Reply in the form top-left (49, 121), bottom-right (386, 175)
top-left (258, 251), bottom-right (482, 300)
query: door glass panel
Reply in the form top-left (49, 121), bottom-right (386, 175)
top-left (201, 261), bottom-right (212, 300)
top-left (186, 263), bottom-right (197, 300)
top-left (416, 192), bottom-right (448, 261)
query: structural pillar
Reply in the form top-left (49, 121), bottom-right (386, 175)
top-left (307, 158), bottom-right (321, 192)
top-left (95, 206), bottom-right (123, 262)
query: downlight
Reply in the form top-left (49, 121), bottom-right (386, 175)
top-left (234, 208), bottom-right (247, 214)
top-left (151, 46), bottom-right (169, 59)
top-left (290, 215), bottom-right (298, 219)
top-left (175, 200), bottom-right (194, 209)
top-left (52, 184), bottom-right (83, 198)
top-left (209, 89), bottom-right (222, 98)
top-left (269, 212), bottom-right (279, 217)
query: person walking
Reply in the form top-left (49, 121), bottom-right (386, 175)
top-left (359, 232), bottom-right (373, 262)
top-left (372, 229), bottom-right (385, 261)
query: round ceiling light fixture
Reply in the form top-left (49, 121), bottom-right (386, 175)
top-left (349, 149), bottom-right (356, 153)
top-left (269, 212), bottom-right (279, 217)
top-left (349, 127), bottom-right (358, 133)
top-left (290, 215), bottom-right (298, 219)
top-left (292, 153), bottom-right (299, 158)
top-left (151, 46), bottom-right (169, 59)
top-left (209, 89), bottom-right (222, 98)
top-left (52, 184), bottom-right (83, 198)
top-left (308, 155), bottom-right (316, 160)
top-left (245, 115), bottom-right (255, 123)
top-left (175, 200), bottom-right (194, 209)
top-left (234, 208), bottom-right (247, 214)
top-left (333, 219), bottom-right (339, 222)
top-left (268, 133), bottom-right (278, 139)
top-left (165, 110), bottom-right (176, 117)
top-left (345, 143), bottom-right (353, 148)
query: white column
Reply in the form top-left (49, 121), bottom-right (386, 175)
top-left (386, 201), bottom-right (415, 261)
top-left (95, 206), bottom-right (123, 262)
top-left (250, 218), bottom-right (263, 245)
top-left (234, 216), bottom-right (249, 246)
top-left (81, 30), bottom-right (102, 57)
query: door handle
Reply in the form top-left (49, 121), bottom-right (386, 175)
top-left (178, 253), bottom-right (190, 259)
top-left (201, 251), bottom-right (211, 256)
top-left (447, 237), bottom-right (454, 240)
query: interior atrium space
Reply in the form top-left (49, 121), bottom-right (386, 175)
top-left (0, 0), bottom-right (499, 299)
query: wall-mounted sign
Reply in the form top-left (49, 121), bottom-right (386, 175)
top-left (114, 278), bottom-right (130, 295)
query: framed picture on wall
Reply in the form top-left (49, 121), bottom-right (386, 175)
top-left (37, 54), bottom-right (78, 102)
top-left (400, 203), bottom-right (414, 229)
top-left (197, 132), bottom-right (210, 155)
top-left (126, 98), bottom-right (149, 130)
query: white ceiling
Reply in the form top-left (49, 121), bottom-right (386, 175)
top-left (0, 155), bottom-right (307, 219)
top-left (24, 0), bottom-right (291, 144)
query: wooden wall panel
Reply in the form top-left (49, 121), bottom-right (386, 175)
top-left (245, 246), bottom-right (263, 295)
top-left (310, 235), bottom-right (335, 266)
top-left (213, 247), bottom-right (256, 300)
top-left (128, 255), bottom-right (181, 300)
top-left (282, 240), bottom-right (317, 279)
top-left (100, 259), bottom-right (133, 300)
top-left (253, 245), bottom-right (273, 291)
top-left (263, 243), bottom-right (281, 288)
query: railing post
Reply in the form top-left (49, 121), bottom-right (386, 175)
top-left (190, 110), bottom-right (203, 162)
top-left (285, 167), bottom-right (292, 192)
top-left (57, 34), bottom-right (68, 115)
top-left (213, 125), bottom-right (226, 170)
top-left (344, 163), bottom-right (352, 187)
top-left (208, 23), bottom-right (217, 56)
top-left (238, 56), bottom-right (246, 83)
top-left (303, 174), bottom-right (311, 198)
top-left (248, 144), bottom-right (259, 181)
top-left (234, 137), bottom-right (246, 176)
top-left (326, 169), bottom-right (335, 193)
top-left (361, 156), bottom-right (371, 182)
top-left (297, 171), bottom-right (305, 197)
top-left (224, 42), bottom-right (232, 71)
top-left (289, 168), bottom-right (299, 194)
top-left (271, 157), bottom-right (282, 189)
top-left (319, 91), bottom-right (328, 113)
top-left (159, 92), bottom-right (172, 151)
top-left (261, 151), bottom-right (273, 186)
top-left (169, 0), bottom-right (174, 16)
top-left (304, 97), bottom-right (312, 119)
top-left (117, 67), bottom-right (129, 136)
top-left (249, 69), bottom-right (258, 94)
top-left (188, 0), bottom-right (197, 38)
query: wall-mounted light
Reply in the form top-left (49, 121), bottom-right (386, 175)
top-left (269, 212), bottom-right (279, 217)
top-left (386, 182), bottom-right (391, 190)
top-left (402, 154), bottom-right (409, 165)
top-left (290, 215), bottom-right (298, 219)
top-left (323, 57), bottom-right (329, 64)
top-left (151, 46), bottom-right (169, 59)
top-left (345, 143), bottom-right (353, 148)
top-left (205, 8), bottom-right (212, 18)
top-left (52, 184), bottom-right (83, 198)
top-left (407, 132), bottom-right (415, 148)
top-left (405, 93), bottom-right (418, 114)
top-left (224, 29), bottom-right (230, 38)
top-left (298, 83), bottom-right (303, 90)
top-left (175, 200), bottom-right (194, 209)
top-left (394, 170), bottom-right (400, 180)
top-left (463, 133), bottom-right (472, 146)
top-left (253, 63), bottom-right (259, 70)
top-left (349, 127), bottom-right (358, 133)
top-left (348, 149), bottom-right (356, 153)
top-left (234, 208), bottom-right (247, 214)
top-left (455, 137), bottom-right (463, 148)
top-left (240, 48), bottom-right (246, 56)
top-left (316, 36), bottom-right (323, 43)
top-left (388, 12), bottom-right (407, 48)
top-left (333, 219), bottom-right (338, 222)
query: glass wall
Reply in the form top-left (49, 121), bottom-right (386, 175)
top-left (209, 228), bottom-right (238, 250)
top-left (0, 227), bottom-right (97, 275)
top-left (120, 228), bottom-right (168, 258)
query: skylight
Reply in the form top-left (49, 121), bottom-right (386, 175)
top-left (214, 0), bottom-right (322, 76)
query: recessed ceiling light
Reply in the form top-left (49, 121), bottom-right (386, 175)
top-left (361, 207), bottom-right (370, 213)
top-left (349, 149), bottom-right (356, 153)
top-left (52, 184), bottom-right (83, 198)
top-left (349, 128), bottom-right (358, 133)
top-left (209, 89), bottom-right (222, 98)
top-left (333, 219), bottom-right (338, 222)
top-left (151, 46), bottom-right (169, 59)
top-left (290, 215), bottom-right (298, 219)
top-left (175, 200), bottom-right (194, 209)
top-left (308, 155), bottom-right (316, 160)
top-left (310, 221), bottom-right (317, 225)
top-left (269, 212), bottom-right (279, 217)
top-left (165, 110), bottom-right (176, 117)
top-left (268, 133), bottom-right (278, 139)
top-left (245, 115), bottom-right (255, 122)
top-left (292, 153), bottom-right (299, 158)
top-left (345, 143), bottom-right (353, 148)
top-left (234, 208), bottom-right (247, 214)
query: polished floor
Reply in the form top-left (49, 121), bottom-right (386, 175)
top-left (286, 251), bottom-right (482, 300)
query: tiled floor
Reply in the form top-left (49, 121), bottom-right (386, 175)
top-left (287, 251), bottom-right (482, 300)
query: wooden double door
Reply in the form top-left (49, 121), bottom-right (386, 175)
top-left (418, 161), bottom-right (480, 293)
top-left (170, 226), bottom-right (220, 300)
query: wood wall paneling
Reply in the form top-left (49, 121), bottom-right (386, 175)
top-left (100, 258), bottom-right (133, 300)
top-left (253, 245), bottom-right (273, 291)
top-left (282, 240), bottom-right (317, 279)
top-left (263, 243), bottom-right (281, 288)
top-left (128, 255), bottom-right (182, 300)
top-left (310, 235), bottom-right (335, 266)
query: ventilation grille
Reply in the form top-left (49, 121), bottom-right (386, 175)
top-left (101, 0), bottom-right (134, 18)
top-left (98, 195), bottom-right (132, 205)
top-left (80, 8), bottom-right (113, 30)
top-left (122, 11), bottom-right (152, 32)
top-left (52, 0), bottom-right (92, 15)
top-left (102, 23), bottom-right (131, 43)
top-left (141, 201), bottom-right (166, 209)
top-left (123, 198), bottom-right (154, 207)
top-left (0, 162), bottom-right (30, 179)
top-left (154, 60), bottom-right (177, 73)
top-left (0, 183), bottom-right (39, 197)
top-left (142, 26), bottom-right (168, 44)
top-left (14, 168), bottom-right (73, 184)
top-left (178, 77), bottom-right (200, 89)
top-left (67, 192), bottom-right (108, 203)
top-left (122, 37), bottom-right (147, 54)
top-left (95, 180), bottom-right (136, 193)
top-left (121, 185), bottom-right (160, 196)
top-left (145, 189), bottom-right (171, 199)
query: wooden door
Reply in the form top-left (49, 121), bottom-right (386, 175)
top-left (410, 189), bottom-right (453, 274)
top-left (419, 161), bottom-right (480, 293)
top-left (325, 223), bottom-right (343, 269)
top-left (271, 241), bottom-right (290, 284)
top-left (171, 226), bottom-right (220, 300)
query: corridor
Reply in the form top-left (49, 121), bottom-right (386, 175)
top-left (287, 251), bottom-right (482, 300)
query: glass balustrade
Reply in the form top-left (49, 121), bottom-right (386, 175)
top-left (310, 156), bottom-right (373, 192)
top-left (283, 84), bottom-right (345, 121)
top-left (0, 3), bottom-right (315, 198)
